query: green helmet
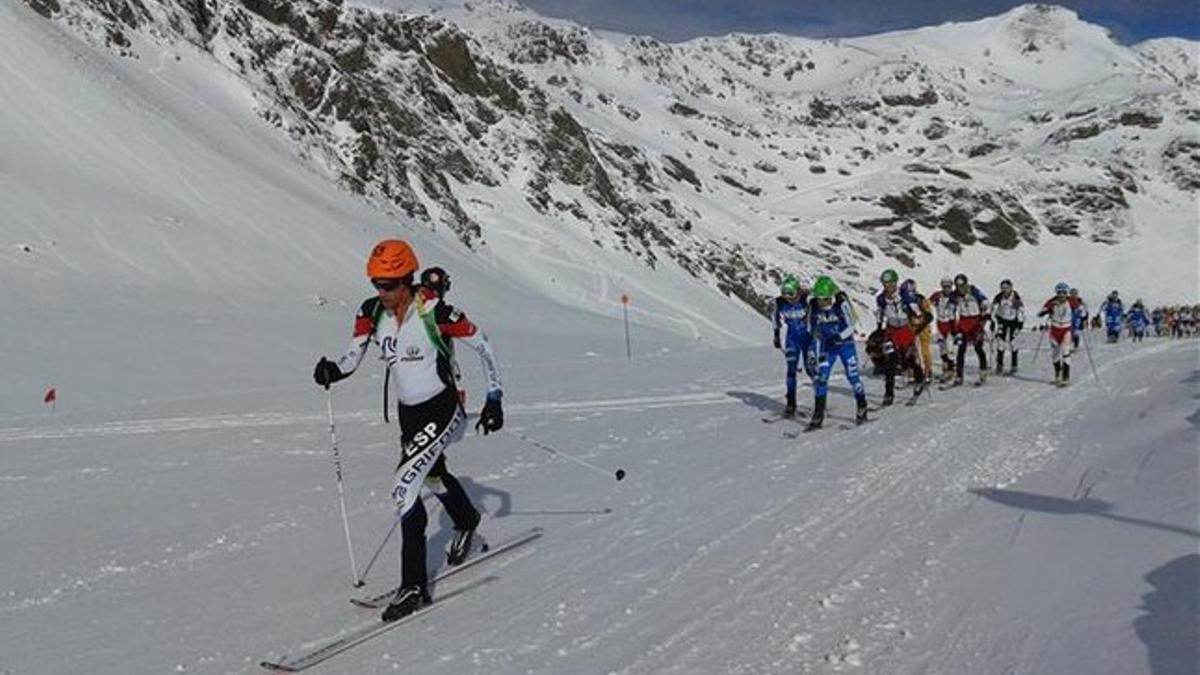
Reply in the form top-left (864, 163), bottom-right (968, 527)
top-left (780, 275), bottom-right (801, 297)
top-left (812, 276), bottom-right (838, 299)
top-left (880, 269), bottom-right (899, 284)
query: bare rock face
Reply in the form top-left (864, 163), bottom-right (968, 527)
top-left (22, 0), bottom-right (1200, 314)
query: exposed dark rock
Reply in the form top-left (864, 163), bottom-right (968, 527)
top-left (25, 0), bottom-right (61, 18)
top-left (1117, 111), bottom-right (1162, 128)
top-left (662, 155), bottom-right (701, 190)
top-left (718, 174), bottom-right (762, 196)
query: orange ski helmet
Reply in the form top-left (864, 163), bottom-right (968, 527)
top-left (366, 239), bottom-right (418, 279)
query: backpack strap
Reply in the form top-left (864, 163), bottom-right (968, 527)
top-left (415, 296), bottom-right (453, 361)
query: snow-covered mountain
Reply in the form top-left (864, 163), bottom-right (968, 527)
top-left (12, 0), bottom-right (1200, 327)
top-left (2, 3), bottom-right (1198, 674)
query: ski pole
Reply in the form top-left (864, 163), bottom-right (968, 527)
top-left (1080, 327), bottom-right (1102, 385)
top-left (508, 430), bottom-right (626, 482)
top-left (1031, 328), bottom-right (1045, 365)
top-left (324, 386), bottom-right (362, 587)
top-left (355, 509), bottom-right (404, 587)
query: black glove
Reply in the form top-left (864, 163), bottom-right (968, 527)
top-left (476, 394), bottom-right (503, 435)
top-left (313, 357), bottom-right (344, 388)
top-left (773, 334), bottom-right (781, 350)
top-left (1016, 321), bottom-right (1024, 331)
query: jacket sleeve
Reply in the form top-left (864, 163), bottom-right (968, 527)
top-left (838, 300), bottom-right (857, 341)
top-left (334, 299), bottom-right (377, 376)
top-left (772, 298), bottom-right (782, 337)
top-left (437, 303), bottom-right (502, 397)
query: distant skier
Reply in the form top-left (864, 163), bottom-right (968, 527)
top-left (948, 273), bottom-right (990, 387)
top-left (1069, 288), bottom-right (1088, 350)
top-left (1128, 300), bottom-right (1149, 342)
top-left (1037, 282), bottom-right (1082, 387)
top-left (1151, 306), bottom-right (1164, 337)
top-left (313, 239), bottom-right (504, 622)
top-left (1099, 291), bottom-right (1124, 343)
top-left (1180, 305), bottom-right (1196, 337)
top-left (875, 269), bottom-right (928, 405)
top-left (992, 279), bottom-right (1025, 375)
top-left (928, 277), bottom-right (958, 382)
top-left (773, 275), bottom-right (815, 418)
top-left (806, 276), bottom-right (870, 430)
top-left (903, 279), bottom-right (936, 382)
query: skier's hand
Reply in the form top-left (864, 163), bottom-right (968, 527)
top-left (476, 393), bottom-right (503, 435)
top-left (773, 334), bottom-right (782, 350)
top-left (313, 357), bottom-right (344, 388)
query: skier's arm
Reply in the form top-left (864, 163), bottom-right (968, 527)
top-left (314, 299), bottom-right (377, 387)
top-left (333, 300), bottom-right (379, 376)
top-left (772, 299), bottom-right (783, 348)
top-left (438, 304), bottom-right (502, 397)
top-left (837, 300), bottom-right (857, 343)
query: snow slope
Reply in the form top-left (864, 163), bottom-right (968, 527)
top-left (2, 321), bottom-right (1196, 674)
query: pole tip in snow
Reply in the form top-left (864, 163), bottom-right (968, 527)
top-left (615, 469), bottom-right (626, 481)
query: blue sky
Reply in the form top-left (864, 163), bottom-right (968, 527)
top-left (516, 0), bottom-right (1200, 43)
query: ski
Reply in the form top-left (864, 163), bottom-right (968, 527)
top-left (261, 575), bottom-right (497, 672)
top-left (762, 411), bottom-right (808, 423)
top-left (351, 527), bottom-right (543, 609)
top-left (938, 381), bottom-right (963, 391)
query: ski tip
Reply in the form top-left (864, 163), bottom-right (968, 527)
top-left (260, 660), bottom-right (298, 672)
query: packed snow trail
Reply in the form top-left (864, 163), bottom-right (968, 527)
top-left (1, 337), bottom-right (1195, 674)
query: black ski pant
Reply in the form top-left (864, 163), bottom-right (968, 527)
top-left (995, 319), bottom-right (1021, 371)
top-left (397, 388), bottom-right (480, 591)
top-left (956, 334), bottom-right (987, 378)
top-left (883, 342), bottom-right (924, 398)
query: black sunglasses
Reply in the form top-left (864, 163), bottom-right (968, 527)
top-left (371, 278), bottom-right (407, 292)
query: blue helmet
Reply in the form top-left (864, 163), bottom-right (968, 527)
top-left (1054, 282), bottom-right (1070, 294)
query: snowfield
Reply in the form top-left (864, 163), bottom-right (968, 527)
top-left (1, 331), bottom-right (1197, 674)
top-left (0, 0), bottom-right (1197, 673)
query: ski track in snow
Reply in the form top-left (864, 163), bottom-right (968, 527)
top-left (0, 385), bottom-right (780, 443)
top-left (2, 338), bottom-right (1196, 674)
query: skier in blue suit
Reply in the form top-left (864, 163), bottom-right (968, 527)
top-left (1128, 300), bottom-right (1149, 342)
top-left (805, 276), bottom-right (869, 431)
top-left (773, 275), bottom-right (815, 418)
top-left (1099, 290), bottom-right (1125, 343)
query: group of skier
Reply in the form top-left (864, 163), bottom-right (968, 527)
top-left (1080, 292), bottom-right (1197, 342)
top-left (771, 272), bottom-right (1194, 428)
top-left (308, 240), bottom-right (1194, 625)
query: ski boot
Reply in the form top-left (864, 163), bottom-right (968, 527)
top-left (783, 391), bottom-right (797, 419)
top-left (805, 396), bottom-right (826, 431)
top-left (855, 397), bottom-right (869, 425)
top-left (382, 585), bottom-right (431, 622)
top-left (995, 353), bottom-right (1004, 375)
top-left (446, 527), bottom-right (476, 566)
top-left (1058, 364), bottom-right (1071, 388)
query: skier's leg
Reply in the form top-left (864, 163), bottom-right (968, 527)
top-left (882, 336), bottom-right (897, 404)
top-left (784, 343), bottom-right (799, 415)
top-left (955, 334), bottom-right (967, 382)
top-left (399, 499), bottom-right (429, 590)
top-left (1010, 325), bottom-right (1020, 372)
top-left (426, 455), bottom-right (481, 532)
